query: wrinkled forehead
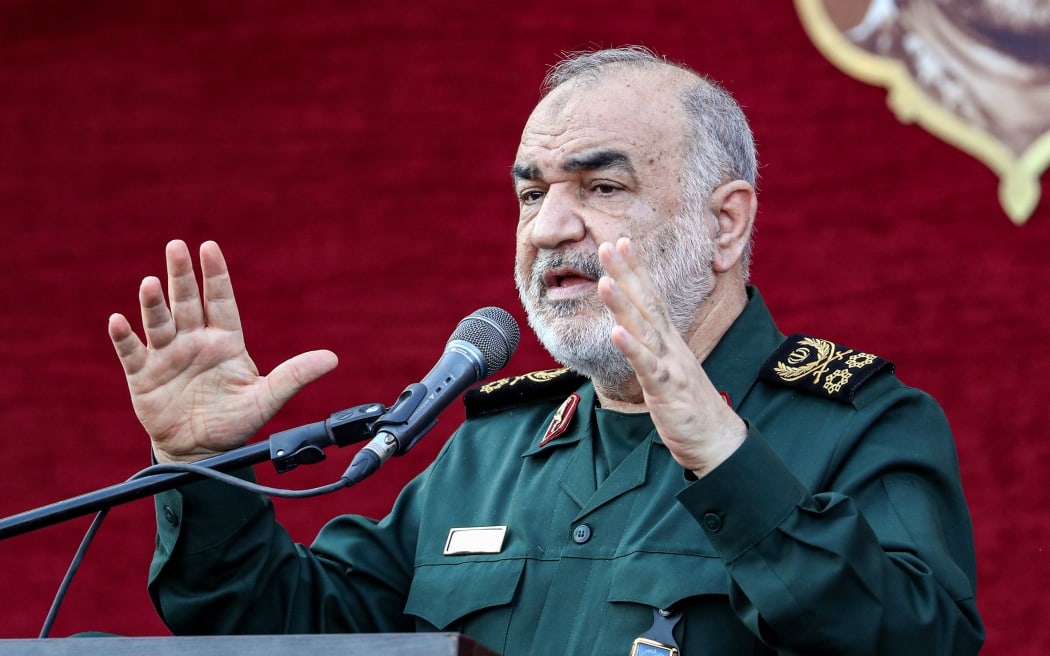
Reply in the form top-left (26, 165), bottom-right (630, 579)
top-left (518, 69), bottom-right (692, 164)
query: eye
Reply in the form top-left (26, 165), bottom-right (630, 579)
top-left (592, 181), bottom-right (623, 196)
top-left (518, 189), bottom-right (546, 205)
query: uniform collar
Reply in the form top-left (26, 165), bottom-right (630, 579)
top-left (520, 382), bottom-right (659, 519)
top-left (519, 286), bottom-right (783, 454)
top-left (702, 286), bottom-right (784, 411)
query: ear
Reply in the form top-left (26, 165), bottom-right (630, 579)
top-left (708, 180), bottom-right (757, 273)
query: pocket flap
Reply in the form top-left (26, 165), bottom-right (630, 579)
top-left (405, 558), bottom-right (526, 630)
top-left (608, 552), bottom-right (728, 609)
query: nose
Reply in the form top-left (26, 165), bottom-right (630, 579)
top-left (528, 183), bottom-right (586, 250)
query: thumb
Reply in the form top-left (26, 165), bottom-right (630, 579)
top-left (265, 349), bottom-right (340, 408)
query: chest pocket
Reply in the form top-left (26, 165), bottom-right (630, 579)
top-left (607, 551), bottom-right (728, 609)
top-left (404, 557), bottom-right (526, 631)
top-left (604, 552), bottom-right (766, 653)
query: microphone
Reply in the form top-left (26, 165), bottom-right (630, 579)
top-left (344, 306), bottom-right (520, 484)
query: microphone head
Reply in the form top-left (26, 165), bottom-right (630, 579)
top-left (449, 307), bottom-right (520, 377)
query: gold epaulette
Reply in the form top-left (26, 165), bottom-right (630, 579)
top-left (464, 368), bottom-right (587, 419)
top-left (758, 334), bottom-right (893, 403)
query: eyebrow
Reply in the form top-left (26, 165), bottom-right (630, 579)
top-left (511, 149), bottom-right (636, 183)
top-left (511, 163), bottom-right (541, 182)
top-left (563, 149), bottom-right (635, 175)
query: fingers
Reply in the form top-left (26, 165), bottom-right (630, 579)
top-left (199, 240), bottom-right (243, 333)
top-left (136, 240), bottom-right (242, 344)
top-left (108, 312), bottom-right (147, 375)
top-left (597, 238), bottom-right (672, 362)
top-left (166, 239), bottom-right (206, 332)
top-left (139, 275), bottom-right (176, 349)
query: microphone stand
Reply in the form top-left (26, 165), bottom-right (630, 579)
top-left (0, 402), bottom-right (387, 541)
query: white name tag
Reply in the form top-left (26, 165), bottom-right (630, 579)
top-left (443, 526), bottom-right (508, 555)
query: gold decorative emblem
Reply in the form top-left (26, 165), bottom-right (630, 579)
top-left (787, 347), bottom-right (811, 365)
top-left (478, 368), bottom-right (569, 394)
top-left (773, 337), bottom-right (851, 385)
top-left (762, 334), bottom-right (891, 402)
top-left (796, 0), bottom-right (1050, 224)
top-left (823, 369), bottom-right (853, 394)
top-left (846, 352), bottom-right (878, 369)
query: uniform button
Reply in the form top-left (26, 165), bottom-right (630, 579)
top-left (163, 506), bottom-right (179, 527)
top-left (572, 524), bottom-right (592, 544)
top-left (702, 512), bottom-right (723, 532)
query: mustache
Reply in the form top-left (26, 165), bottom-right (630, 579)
top-left (531, 250), bottom-right (607, 289)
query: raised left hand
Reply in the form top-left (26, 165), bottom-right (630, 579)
top-left (596, 237), bottom-right (746, 477)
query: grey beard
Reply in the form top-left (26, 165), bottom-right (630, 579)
top-left (516, 250), bottom-right (638, 388)
top-left (515, 215), bottom-right (716, 390)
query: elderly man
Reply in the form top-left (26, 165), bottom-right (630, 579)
top-left (109, 47), bottom-right (983, 655)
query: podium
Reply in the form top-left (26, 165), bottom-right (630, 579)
top-left (0, 633), bottom-right (500, 655)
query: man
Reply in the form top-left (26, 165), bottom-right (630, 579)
top-left (109, 47), bottom-right (984, 654)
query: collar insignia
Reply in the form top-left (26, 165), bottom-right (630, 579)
top-left (539, 392), bottom-right (580, 447)
top-left (464, 368), bottom-right (586, 419)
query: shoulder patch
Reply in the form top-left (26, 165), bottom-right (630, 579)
top-left (758, 334), bottom-right (894, 403)
top-left (464, 368), bottom-right (587, 419)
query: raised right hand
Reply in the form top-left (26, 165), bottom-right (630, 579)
top-left (108, 240), bottom-right (339, 463)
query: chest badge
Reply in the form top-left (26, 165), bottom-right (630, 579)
top-left (443, 526), bottom-right (508, 556)
top-left (630, 608), bottom-right (682, 656)
top-left (539, 392), bottom-right (580, 447)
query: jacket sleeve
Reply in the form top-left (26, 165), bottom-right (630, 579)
top-left (149, 467), bottom-right (426, 635)
top-left (676, 381), bottom-right (984, 654)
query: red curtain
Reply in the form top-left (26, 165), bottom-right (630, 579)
top-left (0, 2), bottom-right (1045, 653)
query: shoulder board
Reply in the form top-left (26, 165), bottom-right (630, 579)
top-left (464, 368), bottom-right (587, 419)
top-left (758, 334), bottom-right (894, 403)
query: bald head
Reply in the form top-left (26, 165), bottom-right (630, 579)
top-left (541, 46), bottom-right (689, 94)
top-left (542, 47), bottom-right (757, 190)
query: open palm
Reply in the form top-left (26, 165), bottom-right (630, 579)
top-left (108, 240), bottom-right (338, 463)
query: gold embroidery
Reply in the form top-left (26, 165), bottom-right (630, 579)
top-left (772, 337), bottom-right (880, 395)
top-left (762, 334), bottom-right (890, 401)
top-left (846, 352), bottom-right (877, 369)
top-left (823, 369), bottom-right (853, 394)
top-left (772, 337), bottom-right (845, 384)
top-left (478, 368), bottom-right (569, 394)
top-left (787, 347), bottom-right (811, 365)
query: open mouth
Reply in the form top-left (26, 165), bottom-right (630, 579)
top-left (542, 266), bottom-right (598, 299)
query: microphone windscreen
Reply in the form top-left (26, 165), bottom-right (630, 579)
top-left (450, 307), bottom-right (520, 375)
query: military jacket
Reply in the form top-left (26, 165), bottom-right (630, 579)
top-left (150, 288), bottom-right (983, 655)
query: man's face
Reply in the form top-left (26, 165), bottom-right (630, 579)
top-left (512, 70), bottom-right (716, 385)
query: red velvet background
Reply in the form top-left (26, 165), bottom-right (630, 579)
top-left (0, 1), bottom-right (1046, 653)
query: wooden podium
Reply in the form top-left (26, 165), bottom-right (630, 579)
top-left (0, 633), bottom-right (500, 655)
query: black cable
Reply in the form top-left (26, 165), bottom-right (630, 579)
top-left (130, 462), bottom-right (350, 498)
top-left (39, 462), bottom-right (352, 637)
top-left (39, 509), bottom-right (108, 638)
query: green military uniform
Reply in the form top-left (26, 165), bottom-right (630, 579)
top-left (150, 288), bottom-right (983, 654)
